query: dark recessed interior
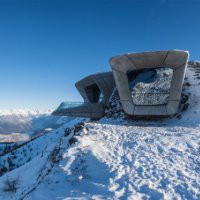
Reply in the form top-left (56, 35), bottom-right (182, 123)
top-left (85, 84), bottom-right (103, 103)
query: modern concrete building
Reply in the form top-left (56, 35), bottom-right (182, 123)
top-left (53, 50), bottom-right (189, 119)
top-left (110, 50), bottom-right (189, 117)
top-left (52, 72), bottom-right (115, 119)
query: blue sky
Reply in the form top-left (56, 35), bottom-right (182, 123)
top-left (0, 0), bottom-right (200, 110)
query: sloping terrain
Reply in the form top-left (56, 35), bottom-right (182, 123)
top-left (0, 62), bottom-right (200, 200)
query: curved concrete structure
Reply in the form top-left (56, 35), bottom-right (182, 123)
top-left (75, 72), bottom-right (115, 105)
top-left (110, 50), bottom-right (189, 117)
top-left (53, 72), bottom-right (115, 119)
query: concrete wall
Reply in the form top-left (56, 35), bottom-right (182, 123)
top-left (75, 72), bottom-right (115, 105)
top-left (110, 50), bottom-right (189, 117)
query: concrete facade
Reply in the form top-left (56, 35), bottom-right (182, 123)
top-left (52, 72), bottom-right (115, 119)
top-left (110, 50), bottom-right (189, 117)
top-left (75, 72), bottom-right (115, 105)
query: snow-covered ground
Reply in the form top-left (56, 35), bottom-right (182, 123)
top-left (0, 63), bottom-right (200, 199)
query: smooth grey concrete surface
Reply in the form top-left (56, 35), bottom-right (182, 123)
top-left (110, 50), bottom-right (189, 117)
top-left (75, 72), bottom-right (115, 105)
top-left (53, 72), bottom-right (115, 119)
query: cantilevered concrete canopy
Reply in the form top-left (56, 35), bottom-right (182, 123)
top-left (75, 72), bottom-right (115, 105)
top-left (110, 50), bottom-right (189, 117)
top-left (52, 72), bottom-right (115, 119)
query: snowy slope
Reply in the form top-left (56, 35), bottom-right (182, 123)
top-left (0, 63), bottom-right (200, 200)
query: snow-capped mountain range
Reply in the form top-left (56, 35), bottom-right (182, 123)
top-left (0, 109), bottom-right (51, 116)
top-left (0, 109), bottom-right (73, 143)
